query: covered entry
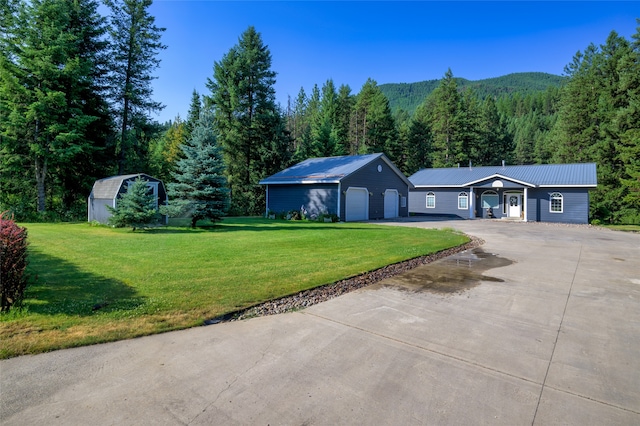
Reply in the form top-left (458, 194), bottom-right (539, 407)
top-left (345, 187), bottom-right (369, 221)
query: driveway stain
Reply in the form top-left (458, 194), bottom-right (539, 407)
top-left (369, 248), bottom-right (514, 295)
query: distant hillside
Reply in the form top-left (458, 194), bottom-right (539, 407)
top-left (379, 72), bottom-right (567, 115)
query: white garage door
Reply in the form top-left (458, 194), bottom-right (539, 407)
top-left (384, 189), bottom-right (399, 219)
top-left (345, 187), bottom-right (368, 221)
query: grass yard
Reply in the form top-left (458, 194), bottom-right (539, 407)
top-left (0, 217), bottom-right (468, 358)
top-left (601, 224), bottom-right (640, 233)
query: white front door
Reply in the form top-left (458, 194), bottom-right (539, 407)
top-left (508, 194), bottom-right (522, 218)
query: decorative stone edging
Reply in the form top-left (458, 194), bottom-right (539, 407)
top-left (205, 235), bottom-right (484, 325)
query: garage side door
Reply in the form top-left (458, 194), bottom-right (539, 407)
top-left (384, 189), bottom-right (399, 219)
top-left (345, 187), bottom-right (368, 221)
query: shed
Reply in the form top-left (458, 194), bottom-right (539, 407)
top-left (88, 173), bottom-right (168, 225)
top-left (259, 153), bottom-right (413, 221)
top-left (408, 163), bottom-right (597, 224)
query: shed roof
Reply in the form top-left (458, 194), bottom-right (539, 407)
top-left (90, 173), bottom-right (158, 199)
top-left (260, 153), bottom-right (412, 186)
top-left (409, 163), bottom-right (597, 188)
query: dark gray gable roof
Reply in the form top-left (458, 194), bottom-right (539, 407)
top-left (90, 173), bottom-right (156, 199)
top-left (409, 163), bottom-right (597, 188)
top-left (260, 153), bottom-right (412, 187)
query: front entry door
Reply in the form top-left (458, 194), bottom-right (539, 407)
top-left (508, 194), bottom-right (522, 218)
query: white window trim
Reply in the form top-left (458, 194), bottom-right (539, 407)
top-left (550, 192), bottom-right (563, 213)
top-left (458, 192), bottom-right (468, 210)
top-left (426, 192), bottom-right (436, 209)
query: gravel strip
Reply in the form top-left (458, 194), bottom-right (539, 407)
top-left (204, 236), bottom-right (484, 325)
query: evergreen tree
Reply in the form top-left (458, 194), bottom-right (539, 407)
top-left (0, 0), bottom-right (112, 216)
top-left (206, 26), bottom-right (291, 215)
top-left (289, 87), bottom-right (308, 152)
top-left (107, 177), bottom-right (159, 230)
top-left (617, 20), bottom-right (640, 221)
top-left (349, 78), bottom-right (397, 157)
top-left (405, 104), bottom-right (433, 174)
top-left (394, 109), bottom-right (411, 173)
top-left (549, 27), bottom-right (640, 223)
top-left (426, 69), bottom-right (461, 167)
top-left (478, 96), bottom-right (510, 166)
top-left (105, 0), bottom-right (166, 175)
top-left (335, 84), bottom-right (354, 151)
top-left (184, 89), bottom-right (202, 138)
top-left (166, 113), bottom-right (229, 228)
top-left (457, 88), bottom-right (482, 166)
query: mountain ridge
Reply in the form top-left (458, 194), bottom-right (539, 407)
top-left (379, 72), bottom-right (567, 115)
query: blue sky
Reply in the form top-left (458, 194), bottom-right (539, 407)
top-left (147, 1), bottom-right (639, 123)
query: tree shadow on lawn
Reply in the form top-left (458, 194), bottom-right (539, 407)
top-left (24, 250), bottom-right (146, 316)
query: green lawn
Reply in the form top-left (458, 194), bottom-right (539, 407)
top-left (0, 217), bottom-right (468, 358)
top-left (601, 224), bottom-right (640, 233)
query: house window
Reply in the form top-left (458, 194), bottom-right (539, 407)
top-left (550, 192), bottom-right (563, 213)
top-left (426, 192), bottom-right (435, 208)
top-left (481, 191), bottom-right (499, 209)
top-left (458, 192), bottom-right (468, 210)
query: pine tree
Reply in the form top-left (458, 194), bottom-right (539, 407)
top-left (0, 0), bottom-right (112, 216)
top-left (405, 104), bottom-right (433, 174)
top-left (427, 69), bottom-right (461, 167)
top-left (349, 78), bottom-right (397, 157)
top-left (107, 177), bottom-right (159, 230)
top-left (206, 26), bottom-right (290, 215)
top-left (105, 0), bottom-right (166, 175)
top-left (478, 96), bottom-right (509, 166)
top-left (617, 19), bottom-right (640, 221)
top-left (335, 84), bottom-right (354, 151)
top-left (185, 89), bottom-right (201, 139)
top-left (166, 113), bottom-right (229, 228)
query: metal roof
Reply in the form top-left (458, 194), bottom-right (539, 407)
top-left (89, 173), bottom-right (157, 199)
top-left (260, 153), bottom-right (412, 186)
top-left (409, 163), bottom-right (597, 188)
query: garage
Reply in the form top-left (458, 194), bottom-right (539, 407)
top-left (260, 153), bottom-right (412, 221)
top-left (345, 187), bottom-right (369, 221)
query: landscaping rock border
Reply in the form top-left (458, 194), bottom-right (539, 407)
top-left (205, 235), bottom-right (484, 325)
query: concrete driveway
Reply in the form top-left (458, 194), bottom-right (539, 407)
top-left (1, 220), bottom-right (639, 425)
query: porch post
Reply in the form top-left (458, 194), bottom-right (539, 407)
top-left (523, 187), bottom-right (528, 222)
top-left (469, 187), bottom-right (474, 219)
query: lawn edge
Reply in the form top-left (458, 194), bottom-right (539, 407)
top-left (205, 234), bottom-right (484, 324)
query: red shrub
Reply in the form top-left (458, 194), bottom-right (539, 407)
top-left (1, 212), bottom-right (29, 312)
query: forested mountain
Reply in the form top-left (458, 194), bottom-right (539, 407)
top-left (380, 72), bottom-right (567, 115)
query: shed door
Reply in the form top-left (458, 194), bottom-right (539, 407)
top-left (345, 187), bottom-right (368, 221)
top-left (384, 189), bottom-right (399, 219)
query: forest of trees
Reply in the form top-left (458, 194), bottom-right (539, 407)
top-left (1, 1), bottom-right (638, 224)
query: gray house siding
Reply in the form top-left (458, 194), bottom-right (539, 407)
top-left (409, 188), bottom-right (470, 218)
top-left (532, 188), bottom-right (590, 224)
top-left (526, 193), bottom-right (539, 222)
top-left (340, 157), bottom-right (409, 220)
top-left (267, 184), bottom-right (338, 216)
